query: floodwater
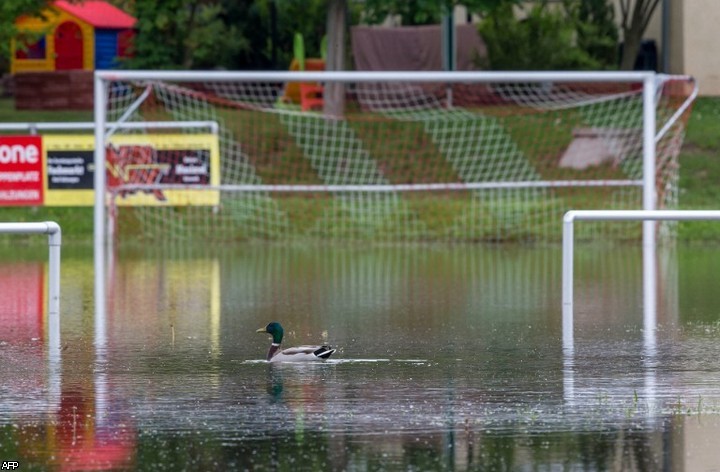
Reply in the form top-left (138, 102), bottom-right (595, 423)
top-left (2, 243), bottom-right (720, 470)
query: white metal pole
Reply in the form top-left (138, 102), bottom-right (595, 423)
top-left (561, 210), bottom-right (720, 346)
top-left (94, 73), bottom-right (107, 324)
top-left (46, 222), bottom-right (61, 352)
top-left (0, 222), bottom-right (62, 348)
top-left (642, 74), bottom-right (657, 221)
top-left (562, 212), bottom-right (575, 353)
top-left (642, 75), bottom-right (658, 349)
top-left (563, 209), bottom-right (720, 223)
top-left (655, 77), bottom-right (698, 140)
top-left (95, 69), bottom-right (659, 84)
top-left (45, 222), bottom-right (62, 404)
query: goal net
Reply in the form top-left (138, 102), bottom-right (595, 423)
top-left (96, 71), bottom-right (696, 244)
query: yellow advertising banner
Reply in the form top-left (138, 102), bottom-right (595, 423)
top-left (44, 134), bottom-right (221, 206)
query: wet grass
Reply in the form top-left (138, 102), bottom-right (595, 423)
top-left (677, 97), bottom-right (720, 241)
top-left (0, 206), bottom-right (94, 245)
top-left (0, 98), bottom-right (91, 129)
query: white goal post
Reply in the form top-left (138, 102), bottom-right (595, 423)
top-left (92, 70), bottom-right (696, 314)
top-left (0, 222), bottom-right (61, 350)
top-left (562, 210), bottom-right (720, 354)
top-left (92, 70), bottom-right (697, 239)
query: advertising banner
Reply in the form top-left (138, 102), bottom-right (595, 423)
top-left (44, 134), bottom-right (220, 206)
top-left (0, 136), bottom-right (44, 205)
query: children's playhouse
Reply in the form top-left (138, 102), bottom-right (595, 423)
top-left (11, 0), bottom-right (136, 74)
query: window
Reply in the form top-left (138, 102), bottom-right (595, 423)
top-left (15, 36), bottom-right (47, 60)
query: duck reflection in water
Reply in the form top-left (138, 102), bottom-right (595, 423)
top-left (267, 366), bottom-right (284, 402)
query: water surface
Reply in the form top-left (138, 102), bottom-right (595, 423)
top-left (1, 244), bottom-right (720, 470)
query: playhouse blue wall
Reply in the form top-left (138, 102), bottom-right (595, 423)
top-left (94, 30), bottom-right (120, 69)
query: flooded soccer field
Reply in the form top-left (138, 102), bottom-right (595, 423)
top-left (1, 244), bottom-right (720, 470)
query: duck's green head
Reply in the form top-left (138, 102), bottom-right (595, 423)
top-left (256, 321), bottom-right (284, 344)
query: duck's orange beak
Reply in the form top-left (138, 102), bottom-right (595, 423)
top-left (256, 328), bottom-right (267, 333)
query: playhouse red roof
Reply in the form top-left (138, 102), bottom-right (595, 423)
top-left (54, 0), bottom-right (136, 29)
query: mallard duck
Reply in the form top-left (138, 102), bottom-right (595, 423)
top-left (256, 322), bottom-right (336, 362)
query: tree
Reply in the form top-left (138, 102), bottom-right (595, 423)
top-left (106, 0), bottom-right (136, 13)
top-left (217, 0), bottom-right (276, 70)
top-left (478, 2), bottom-right (604, 70)
top-left (361, 0), bottom-right (514, 26)
top-left (124, 0), bottom-right (249, 70)
top-left (324, 0), bottom-right (347, 117)
top-left (241, 0), bottom-right (330, 70)
top-left (567, 0), bottom-right (619, 68)
top-left (618, 0), bottom-right (661, 70)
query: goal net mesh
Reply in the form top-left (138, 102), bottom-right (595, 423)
top-left (102, 74), bottom-right (694, 244)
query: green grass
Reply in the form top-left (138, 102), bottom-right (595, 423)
top-left (677, 97), bottom-right (720, 241)
top-left (0, 206), bottom-right (94, 245)
top-left (683, 97), bottom-right (720, 149)
top-left (0, 98), bottom-right (92, 126)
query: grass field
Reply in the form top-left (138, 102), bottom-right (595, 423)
top-left (677, 97), bottom-right (720, 240)
top-left (0, 98), bottom-right (91, 126)
top-left (0, 96), bottom-right (717, 244)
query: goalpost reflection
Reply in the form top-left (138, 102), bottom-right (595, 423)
top-left (562, 241), bottom-right (680, 419)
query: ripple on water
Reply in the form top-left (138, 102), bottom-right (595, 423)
top-left (236, 358), bottom-right (429, 365)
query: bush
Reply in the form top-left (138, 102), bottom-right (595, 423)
top-left (477, 1), bottom-right (614, 70)
top-left (571, 0), bottom-right (619, 67)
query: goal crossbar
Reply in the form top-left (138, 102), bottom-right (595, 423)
top-left (96, 70), bottom-right (660, 83)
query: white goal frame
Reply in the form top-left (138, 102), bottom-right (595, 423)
top-left (0, 221), bottom-right (61, 349)
top-left (92, 70), bottom-right (693, 318)
top-left (562, 210), bottom-right (720, 353)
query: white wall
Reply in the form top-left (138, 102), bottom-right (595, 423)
top-left (679, 0), bottom-right (720, 94)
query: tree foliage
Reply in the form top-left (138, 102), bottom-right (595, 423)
top-left (360, 0), bottom-right (515, 26)
top-left (1, 0), bottom-right (652, 72)
top-left (123, 0), bottom-right (335, 70)
top-left (239, 0), bottom-right (328, 69)
top-left (477, 0), bottom-right (619, 71)
top-left (122, 0), bottom-right (249, 69)
top-left (567, 0), bottom-right (619, 68)
top-left (478, 2), bottom-right (605, 70)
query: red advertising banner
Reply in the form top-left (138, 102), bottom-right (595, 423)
top-left (0, 136), bottom-right (44, 205)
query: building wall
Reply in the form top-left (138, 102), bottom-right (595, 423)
top-left (95, 30), bottom-right (119, 70)
top-left (680, 0), bottom-right (720, 95)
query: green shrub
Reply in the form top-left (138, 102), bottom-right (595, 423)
top-left (477, 1), bottom-right (611, 70)
top-left (571, 0), bottom-right (619, 68)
